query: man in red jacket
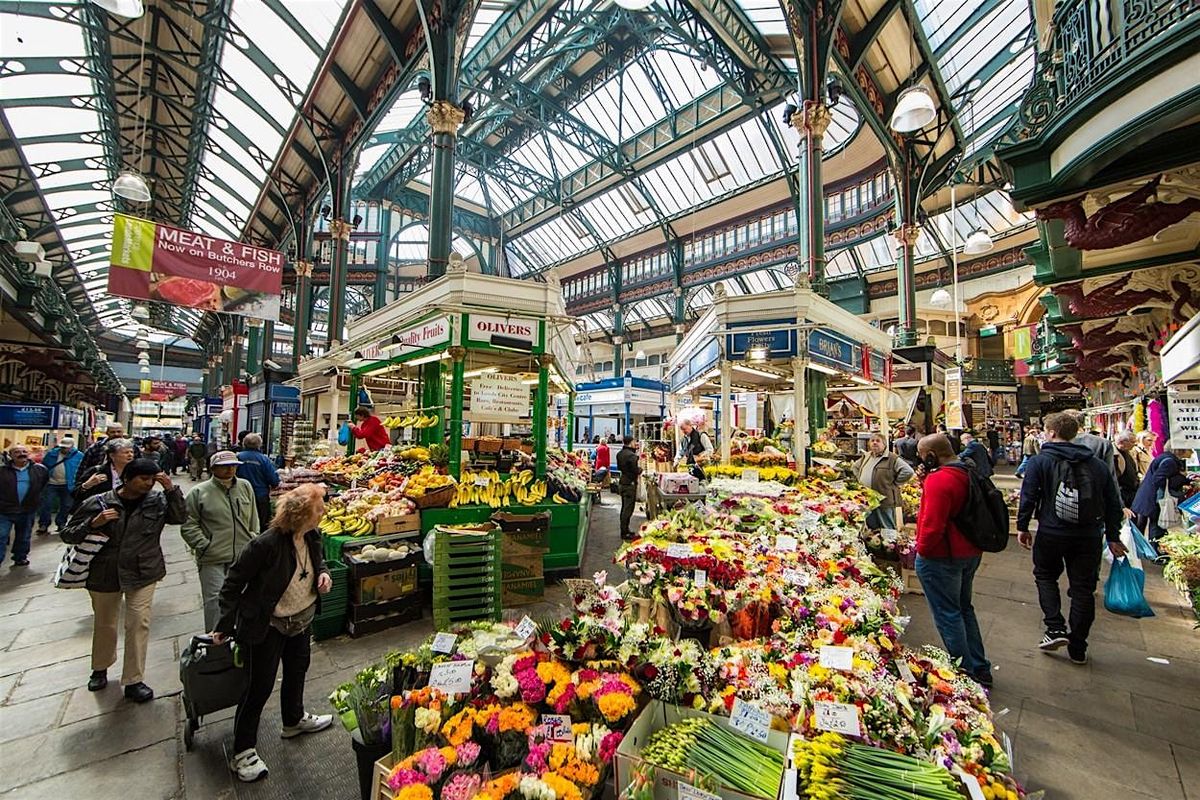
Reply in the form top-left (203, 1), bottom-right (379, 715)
top-left (350, 406), bottom-right (391, 451)
top-left (914, 434), bottom-right (992, 687)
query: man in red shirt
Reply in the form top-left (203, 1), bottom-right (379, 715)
top-left (350, 406), bottom-right (391, 451)
top-left (914, 434), bottom-right (991, 687)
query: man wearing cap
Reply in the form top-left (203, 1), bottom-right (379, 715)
top-left (38, 434), bottom-right (84, 536)
top-left (80, 424), bottom-right (139, 474)
top-left (61, 459), bottom-right (185, 701)
top-left (181, 450), bottom-right (260, 629)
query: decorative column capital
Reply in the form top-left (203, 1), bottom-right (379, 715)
top-left (790, 100), bottom-right (832, 142)
top-left (245, 318), bottom-right (264, 328)
top-left (538, 353), bottom-right (556, 369)
top-left (448, 345), bottom-right (467, 362)
top-left (294, 260), bottom-right (314, 278)
top-left (895, 223), bottom-right (921, 246)
top-left (427, 100), bottom-right (466, 136)
top-left (328, 218), bottom-right (352, 241)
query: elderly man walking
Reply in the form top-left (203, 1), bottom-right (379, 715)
top-left (0, 445), bottom-right (49, 568)
top-left (237, 433), bottom-right (279, 532)
top-left (181, 451), bottom-right (259, 630)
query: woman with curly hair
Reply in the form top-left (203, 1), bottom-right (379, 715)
top-left (211, 483), bottom-right (334, 782)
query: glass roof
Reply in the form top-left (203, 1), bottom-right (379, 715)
top-left (0, 0), bottom-right (345, 343)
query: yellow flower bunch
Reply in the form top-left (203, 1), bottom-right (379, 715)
top-left (441, 709), bottom-right (474, 746)
top-left (477, 773), bottom-right (521, 800)
top-left (396, 784), bottom-right (433, 800)
top-left (542, 772), bottom-right (584, 800)
top-left (597, 690), bottom-right (636, 722)
top-left (498, 702), bottom-right (537, 733)
top-left (538, 660), bottom-right (572, 686)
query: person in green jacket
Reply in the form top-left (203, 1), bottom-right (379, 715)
top-left (181, 450), bottom-right (259, 630)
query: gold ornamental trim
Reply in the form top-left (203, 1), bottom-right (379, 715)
top-left (895, 223), bottom-right (921, 246)
top-left (294, 260), bottom-right (314, 278)
top-left (328, 218), bottom-right (352, 241)
top-left (427, 100), bottom-right (466, 135)
top-left (790, 101), bottom-right (832, 141)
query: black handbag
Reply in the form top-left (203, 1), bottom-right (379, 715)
top-left (179, 635), bottom-right (250, 719)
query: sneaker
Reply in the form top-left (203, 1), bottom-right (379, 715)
top-left (87, 670), bottom-right (108, 692)
top-left (973, 669), bottom-right (994, 689)
top-left (230, 748), bottom-right (269, 782)
top-left (1068, 650), bottom-right (1088, 665)
top-left (1038, 630), bottom-right (1069, 651)
top-left (11, 558), bottom-right (29, 567)
top-left (35, 528), bottom-right (49, 537)
top-left (281, 712), bottom-right (333, 739)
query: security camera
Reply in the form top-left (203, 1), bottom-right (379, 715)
top-left (263, 359), bottom-right (283, 371)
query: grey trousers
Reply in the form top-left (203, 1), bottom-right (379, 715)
top-left (198, 562), bottom-right (231, 632)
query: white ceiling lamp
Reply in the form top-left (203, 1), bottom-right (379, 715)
top-left (90, 0), bottom-right (145, 19)
top-left (929, 287), bottom-right (952, 308)
top-left (635, 349), bottom-right (645, 359)
top-left (890, 86), bottom-right (936, 133)
top-left (113, 170), bottom-right (151, 203)
top-left (139, 365), bottom-right (151, 374)
top-left (614, 0), bottom-right (654, 8)
top-left (962, 228), bottom-right (994, 255)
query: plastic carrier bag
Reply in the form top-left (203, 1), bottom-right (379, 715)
top-left (337, 421), bottom-right (351, 446)
top-left (1127, 520), bottom-right (1158, 562)
top-left (1159, 493), bottom-right (1182, 529)
top-left (1104, 557), bottom-right (1154, 618)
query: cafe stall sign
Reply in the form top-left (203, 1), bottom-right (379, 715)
top-left (469, 372), bottom-right (530, 424)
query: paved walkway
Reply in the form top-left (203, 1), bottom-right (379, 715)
top-left (0, 476), bottom-right (1196, 799)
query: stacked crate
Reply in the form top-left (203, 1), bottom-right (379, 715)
top-left (344, 536), bottom-right (424, 637)
top-left (312, 559), bottom-right (349, 640)
top-left (432, 526), bottom-right (502, 629)
top-left (492, 511), bottom-right (550, 606)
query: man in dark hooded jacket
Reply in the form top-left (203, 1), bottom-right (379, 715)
top-left (1016, 412), bottom-right (1124, 665)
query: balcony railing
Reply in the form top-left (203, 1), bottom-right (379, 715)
top-left (964, 358), bottom-right (1015, 385)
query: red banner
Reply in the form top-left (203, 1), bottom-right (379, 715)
top-left (140, 380), bottom-right (188, 401)
top-left (108, 214), bottom-right (283, 321)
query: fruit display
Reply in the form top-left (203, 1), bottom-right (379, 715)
top-left (318, 506), bottom-right (373, 536)
top-left (402, 465), bottom-right (456, 498)
top-left (344, 541), bottom-right (420, 564)
top-left (451, 469), bottom-right (548, 508)
top-left (383, 413), bottom-right (440, 429)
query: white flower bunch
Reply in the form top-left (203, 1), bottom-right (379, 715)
top-left (519, 775), bottom-right (555, 800)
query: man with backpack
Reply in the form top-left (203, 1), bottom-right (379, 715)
top-left (1017, 412), bottom-right (1125, 665)
top-left (913, 434), bottom-right (998, 688)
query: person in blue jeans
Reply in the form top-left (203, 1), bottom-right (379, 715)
top-left (237, 433), bottom-right (280, 532)
top-left (0, 444), bottom-right (49, 568)
top-left (913, 434), bottom-right (992, 687)
top-left (37, 434), bottom-right (84, 535)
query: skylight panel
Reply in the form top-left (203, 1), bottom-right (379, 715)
top-left (220, 46), bottom-right (295, 122)
top-left (3, 105), bottom-right (101, 139)
top-left (36, 169), bottom-right (109, 192)
top-left (733, 0), bottom-right (789, 37)
top-left (212, 87), bottom-right (284, 154)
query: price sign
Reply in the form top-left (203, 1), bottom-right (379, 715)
top-left (897, 661), bottom-right (917, 684)
top-left (431, 632), bottom-right (458, 654)
top-left (814, 701), bottom-right (860, 736)
top-left (514, 616), bottom-right (538, 640)
top-left (781, 568), bottom-right (810, 587)
top-left (819, 646), bottom-right (854, 672)
top-left (678, 784), bottom-right (722, 800)
top-left (730, 698), bottom-right (771, 743)
top-left (541, 713), bottom-right (572, 742)
top-left (775, 534), bottom-right (797, 552)
top-left (429, 660), bottom-right (474, 694)
top-left (475, 475), bottom-right (490, 487)
top-left (667, 543), bottom-right (693, 558)
top-left (694, 569), bottom-right (707, 588)
top-left (741, 468), bottom-right (760, 482)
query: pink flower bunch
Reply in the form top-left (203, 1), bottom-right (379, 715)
top-left (551, 680), bottom-right (575, 714)
top-left (517, 666), bottom-right (546, 704)
top-left (598, 730), bottom-right (624, 762)
top-left (415, 748), bottom-right (449, 782)
top-left (525, 739), bottom-right (552, 772)
top-left (442, 773), bottom-right (482, 800)
top-left (455, 741), bottom-right (481, 768)
top-left (386, 769), bottom-right (425, 791)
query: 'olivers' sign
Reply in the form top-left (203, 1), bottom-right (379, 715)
top-left (467, 314), bottom-right (539, 350)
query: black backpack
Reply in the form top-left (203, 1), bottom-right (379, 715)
top-left (1049, 457), bottom-right (1100, 525)
top-left (947, 462), bottom-right (1010, 552)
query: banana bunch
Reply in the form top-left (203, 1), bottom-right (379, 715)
top-left (510, 473), bottom-right (548, 506)
top-left (452, 468), bottom-right (506, 508)
top-left (398, 446), bottom-right (431, 461)
top-left (384, 414), bottom-right (440, 429)
top-left (318, 509), bottom-right (373, 536)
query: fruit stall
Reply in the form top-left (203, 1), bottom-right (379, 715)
top-left (667, 282), bottom-right (893, 475)
top-left (325, 474), bottom-right (1030, 800)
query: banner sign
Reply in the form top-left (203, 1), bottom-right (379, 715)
top-left (469, 373), bottom-right (530, 423)
top-left (1012, 325), bottom-right (1034, 360)
top-left (467, 314), bottom-right (539, 351)
top-left (727, 319), bottom-right (796, 360)
top-left (808, 329), bottom-right (857, 372)
top-left (0, 404), bottom-right (57, 428)
top-left (139, 380), bottom-right (188, 401)
top-left (1169, 391), bottom-right (1200, 449)
top-left (375, 316), bottom-right (452, 361)
top-left (108, 214), bottom-right (284, 321)
top-left (945, 367), bottom-right (964, 429)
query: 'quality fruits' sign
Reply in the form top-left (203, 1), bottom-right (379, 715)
top-left (108, 214), bottom-right (284, 321)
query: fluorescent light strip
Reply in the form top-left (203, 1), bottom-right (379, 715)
top-left (806, 362), bottom-right (841, 376)
top-left (733, 364), bottom-right (783, 380)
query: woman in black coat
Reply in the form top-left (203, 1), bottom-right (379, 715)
top-left (73, 438), bottom-right (136, 507)
top-left (211, 483), bottom-right (333, 783)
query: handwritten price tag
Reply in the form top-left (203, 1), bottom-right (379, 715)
top-left (678, 784), bottom-right (722, 800)
top-left (541, 713), bottom-right (572, 742)
top-left (775, 534), bottom-right (797, 552)
top-left (814, 701), bottom-right (860, 736)
top-left (897, 661), bottom-right (917, 684)
top-left (694, 569), bottom-right (707, 588)
top-left (431, 632), bottom-right (458, 654)
top-left (730, 697), bottom-right (771, 743)
top-left (782, 568), bottom-right (810, 587)
top-left (428, 660), bottom-right (474, 694)
top-left (819, 646), bottom-right (854, 672)
top-left (514, 615), bottom-right (537, 640)
top-left (741, 468), bottom-right (760, 483)
top-left (666, 543), bottom-right (693, 558)
top-left (474, 476), bottom-right (490, 487)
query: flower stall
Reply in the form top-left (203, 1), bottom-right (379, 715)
top-left (666, 281), bottom-right (893, 477)
top-left (335, 473), bottom-right (1030, 800)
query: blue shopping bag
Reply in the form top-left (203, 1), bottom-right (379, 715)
top-left (1127, 521), bottom-right (1158, 561)
top-left (1104, 557), bottom-right (1155, 618)
top-left (337, 421), bottom-right (351, 446)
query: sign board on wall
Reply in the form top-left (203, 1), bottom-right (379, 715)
top-left (107, 214), bottom-right (283, 321)
top-left (726, 319), bottom-right (797, 360)
top-left (467, 314), bottom-right (539, 351)
top-left (0, 404), bottom-right (58, 428)
top-left (140, 380), bottom-right (188, 401)
top-left (469, 373), bottom-right (530, 423)
top-left (387, 316), bottom-right (452, 359)
top-left (945, 368), bottom-right (964, 429)
top-left (891, 361), bottom-right (931, 388)
top-left (1169, 391), bottom-right (1200, 449)
top-left (808, 329), bottom-right (857, 372)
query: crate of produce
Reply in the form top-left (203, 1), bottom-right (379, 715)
top-left (408, 483), bottom-right (456, 509)
top-left (375, 512), bottom-right (421, 535)
top-left (432, 525), bottom-right (502, 629)
top-left (354, 565), bottom-right (420, 604)
top-left (502, 438), bottom-right (522, 451)
top-left (492, 510), bottom-right (551, 549)
top-left (343, 540), bottom-right (423, 578)
top-left (476, 437), bottom-right (503, 454)
top-left (348, 593), bottom-right (423, 624)
top-left (347, 604), bottom-right (422, 638)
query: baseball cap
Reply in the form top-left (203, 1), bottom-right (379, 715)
top-left (60, 434), bottom-right (75, 446)
top-left (210, 450), bottom-right (241, 467)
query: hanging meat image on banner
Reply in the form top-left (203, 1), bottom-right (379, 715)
top-left (107, 214), bottom-right (283, 321)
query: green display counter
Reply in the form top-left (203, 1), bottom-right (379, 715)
top-left (419, 499), bottom-right (590, 576)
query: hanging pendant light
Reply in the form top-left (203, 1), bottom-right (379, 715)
top-left (890, 86), bottom-right (937, 133)
top-left (614, 0), bottom-right (654, 8)
top-left (139, 365), bottom-right (151, 374)
top-left (113, 170), bottom-right (151, 203)
top-left (929, 287), bottom-right (952, 308)
top-left (962, 228), bottom-right (994, 255)
top-left (91, 0), bottom-right (145, 18)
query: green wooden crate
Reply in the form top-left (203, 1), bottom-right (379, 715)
top-left (432, 527), bottom-right (502, 629)
top-left (323, 534), bottom-right (354, 564)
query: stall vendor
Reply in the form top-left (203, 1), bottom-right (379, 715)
top-left (676, 419), bottom-right (713, 480)
top-left (350, 406), bottom-right (390, 451)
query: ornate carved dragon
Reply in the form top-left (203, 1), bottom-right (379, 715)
top-left (1054, 279), bottom-right (1170, 320)
top-left (1037, 175), bottom-right (1200, 250)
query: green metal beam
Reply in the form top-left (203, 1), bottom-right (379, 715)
top-left (848, 0), bottom-right (903, 72)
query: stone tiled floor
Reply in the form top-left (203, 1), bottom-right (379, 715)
top-left (0, 474), bottom-right (1196, 799)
